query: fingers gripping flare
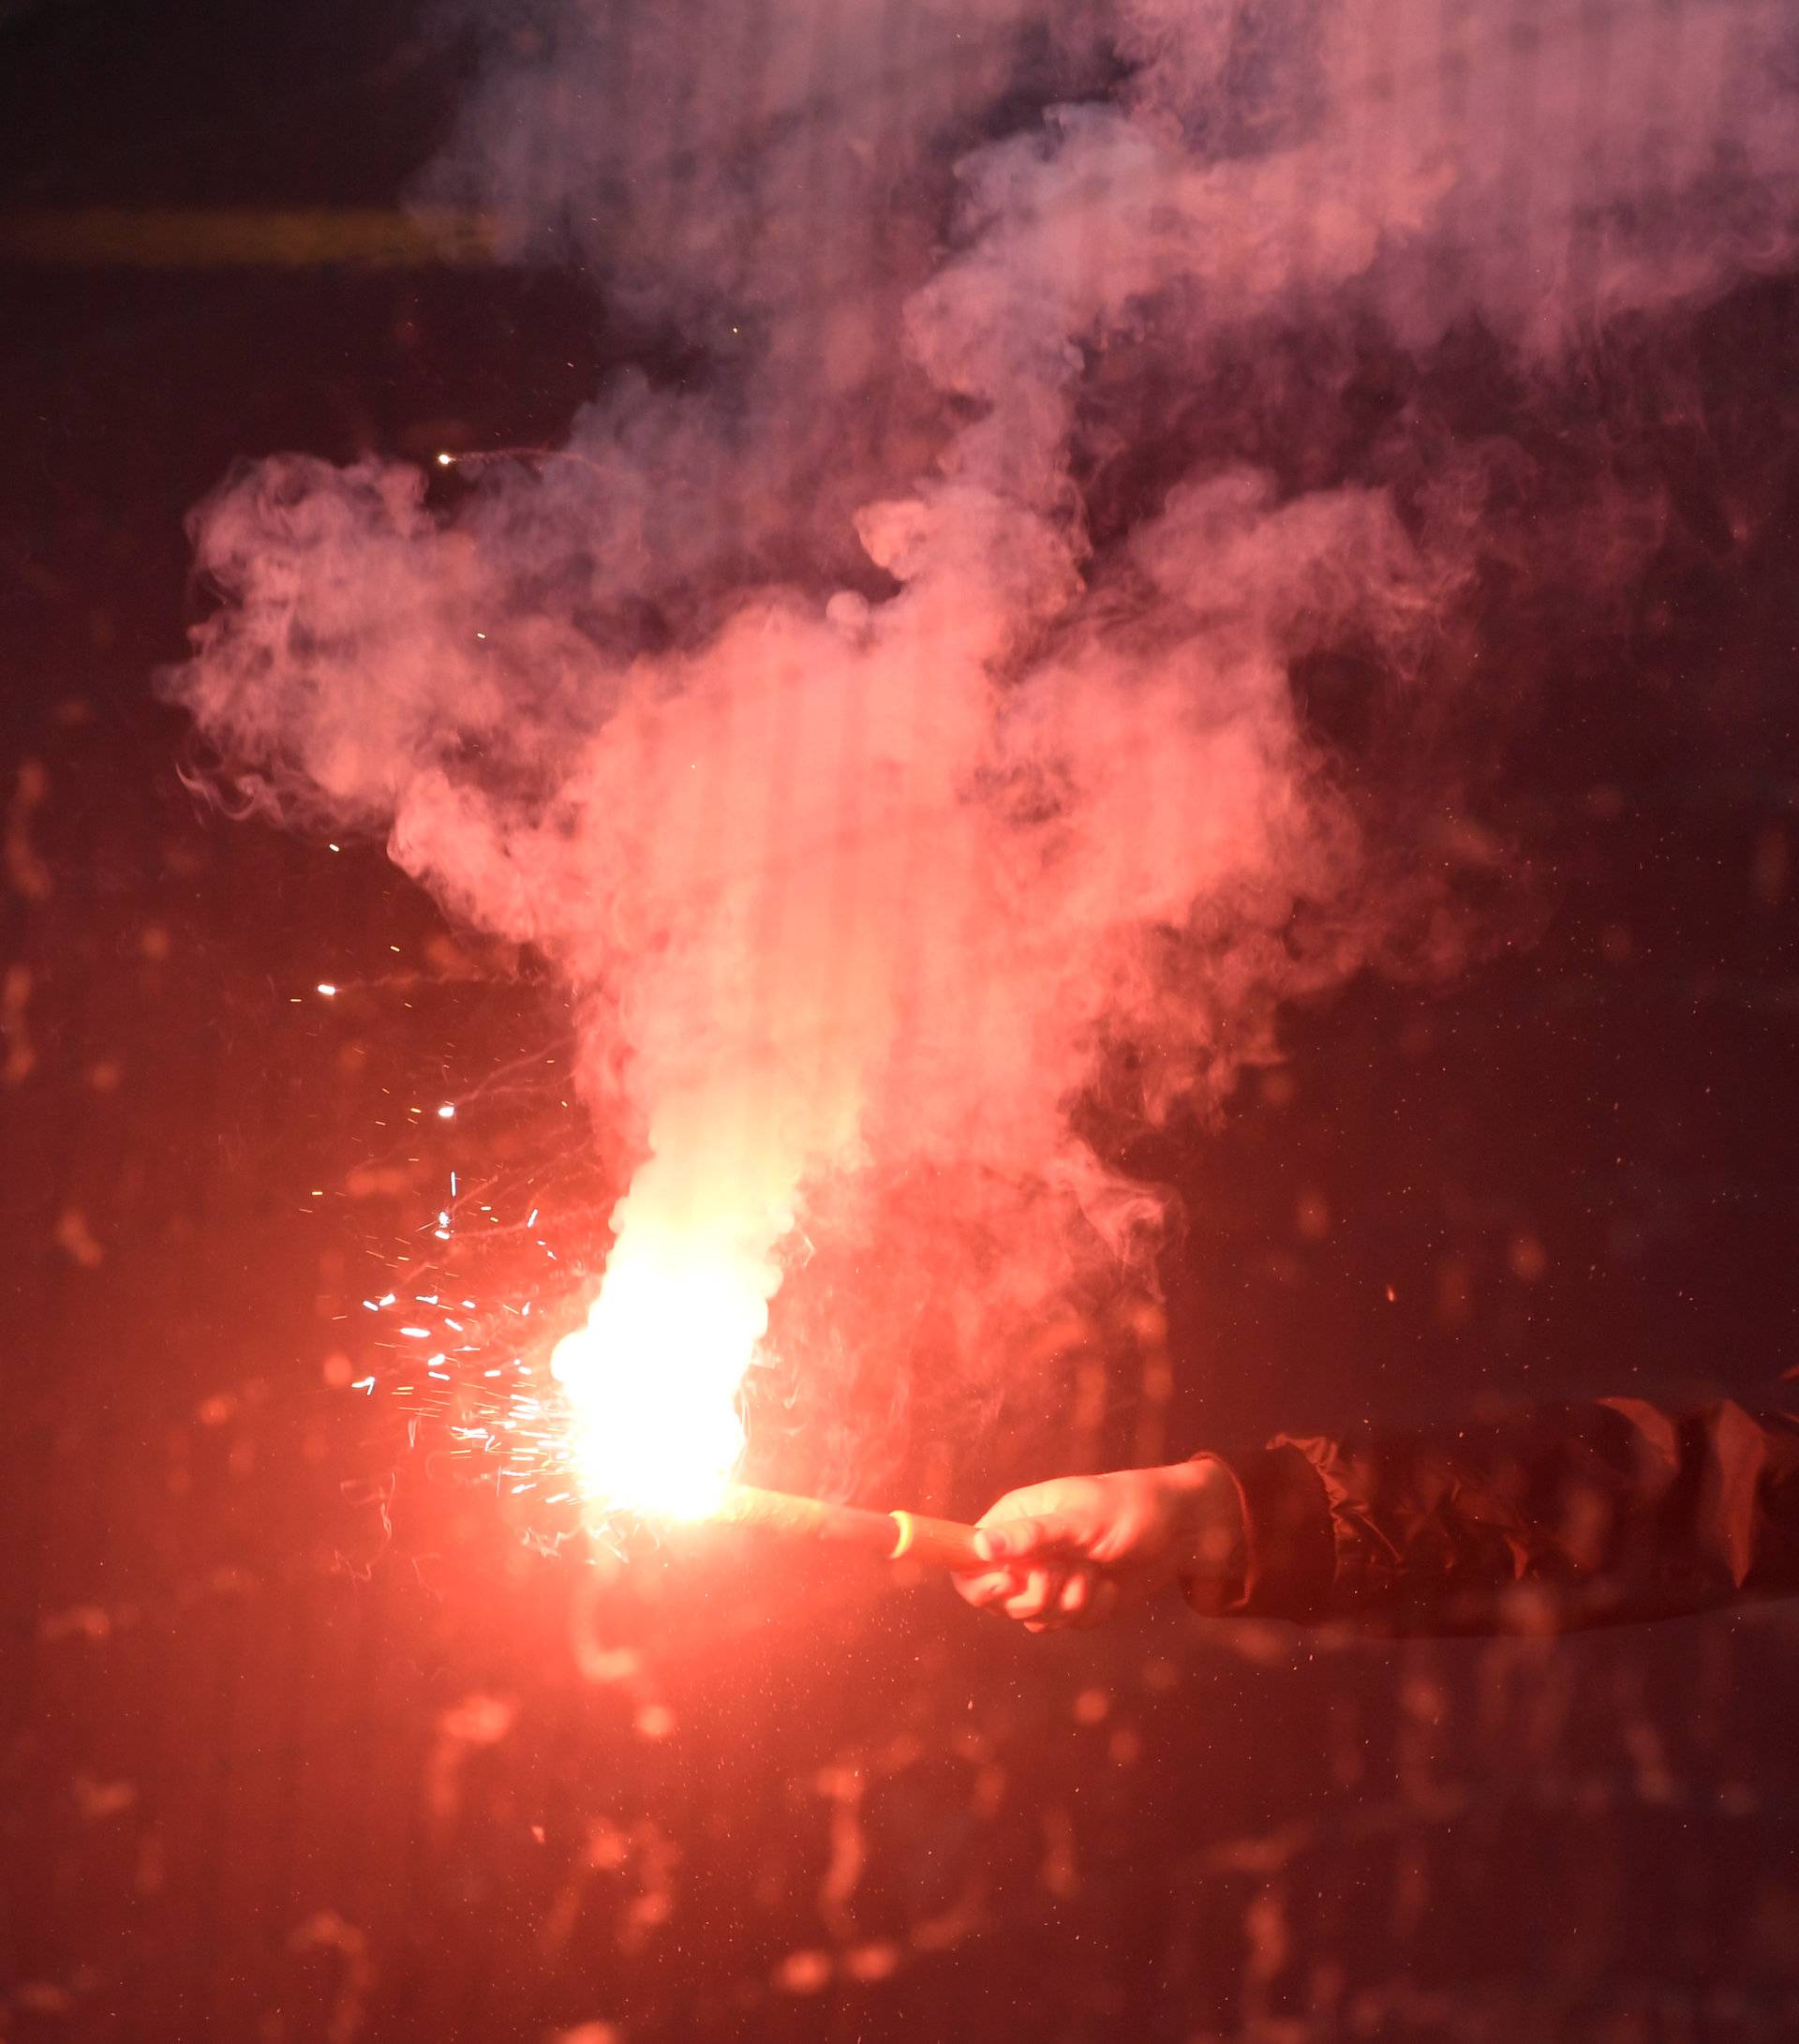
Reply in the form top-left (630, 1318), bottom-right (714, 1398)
top-left (966, 1500), bottom-right (1117, 1632)
top-left (958, 1460), bottom-right (1246, 1634)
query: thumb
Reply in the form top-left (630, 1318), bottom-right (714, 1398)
top-left (977, 1511), bottom-right (1092, 1562)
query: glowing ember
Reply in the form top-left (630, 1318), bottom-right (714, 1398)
top-left (549, 1231), bottom-right (768, 1519)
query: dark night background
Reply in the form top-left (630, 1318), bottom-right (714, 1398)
top-left (4, 2), bottom-right (1799, 2039)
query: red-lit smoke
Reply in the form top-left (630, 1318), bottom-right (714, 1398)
top-left (167, 0), bottom-right (1799, 1496)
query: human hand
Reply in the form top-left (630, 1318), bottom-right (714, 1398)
top-left (955, 1458), bottom-right (1246, 1632)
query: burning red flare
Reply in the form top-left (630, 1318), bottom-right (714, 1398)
top-left (549, 1231), bottom-right (767, 1518)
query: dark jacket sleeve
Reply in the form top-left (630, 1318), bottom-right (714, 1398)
top-left (1209, 1393), bottom-right (1799, 1634)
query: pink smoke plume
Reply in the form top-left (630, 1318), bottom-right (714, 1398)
top-left (168, 0), bottom-right (1798, 1497)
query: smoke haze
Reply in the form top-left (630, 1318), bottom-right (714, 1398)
top-left (167, 0), bottom-right (1799, 1485)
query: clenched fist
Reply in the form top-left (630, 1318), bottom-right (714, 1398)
top-left (956, 1458), bottom-right (1247, 1632)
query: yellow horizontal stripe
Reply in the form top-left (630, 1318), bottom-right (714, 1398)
top-left (0, 206), bottom-right (509, 268)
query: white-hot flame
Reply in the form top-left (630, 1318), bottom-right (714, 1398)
top-left (545, 924), bottom-right (870, 1522)
top-left (548, 1227), bottom-right (769, 1519)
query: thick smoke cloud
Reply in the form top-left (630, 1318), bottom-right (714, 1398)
top-left (168, 0), bottom-right (1798, 1483)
